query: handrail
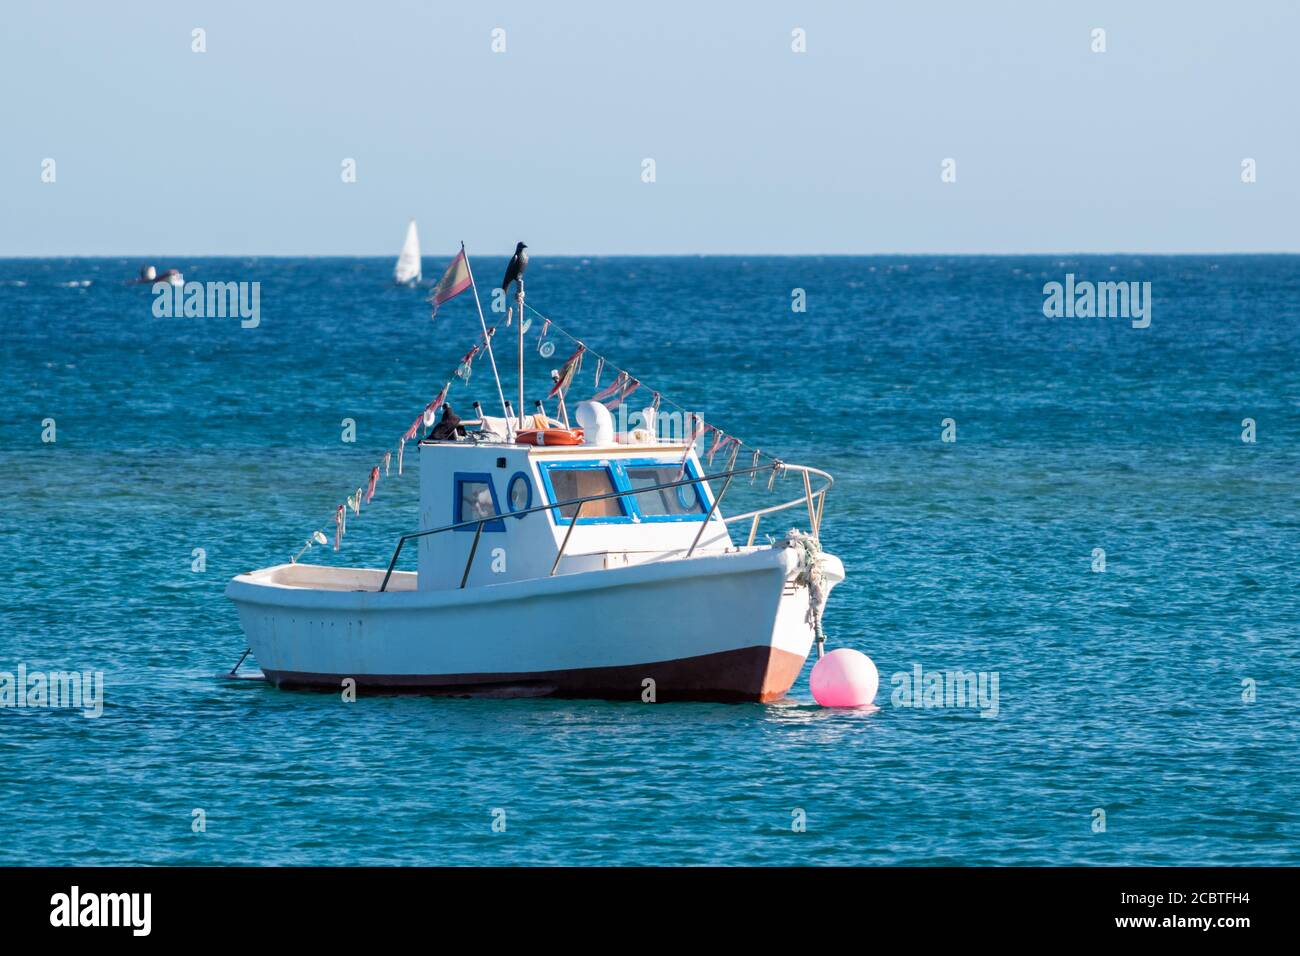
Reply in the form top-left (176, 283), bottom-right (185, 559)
top-left (459, 520), bottom-right (485, 589)
top-left (549, 500), bottom-right (584, 576)
top-left (376, 459), bottom-right (832, 592)
top-left (687, 470), bottom-right (735, 558)
top-left (721, 463), bottom-right (834, 524)
top-left (723, 463), bottom-right (833, 546)
top-left (378, 462), bottom-right (765, 591)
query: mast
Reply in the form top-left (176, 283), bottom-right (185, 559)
top-left (517, 277), bottom-right (525, 428)
top-left (461, 243), bottom-right (508, 419)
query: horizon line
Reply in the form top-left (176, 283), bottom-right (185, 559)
top-left (4, 250), bottom-right (1300, 260)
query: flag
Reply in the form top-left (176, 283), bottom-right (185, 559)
top-left (604, 378), bottom-right (640, 410)
top-left (429, 250), bottom-right (472, 319)
top-left (711, 434), bottom-right (740, 467)
top-left (455, 345), bottom-right (479, 381)
top-left (548, 345), bottom-right (585, 397)
top-left (707, 427), bottom-right (726, 465)
top-left (723, 436), bottom-right (742, 470)
top-left (593, 371), bottom-right (627, 402)
top-left (423, 383), bottom-right (451, 426)
top-left (677, 416), bottom-right (706, 478)
top-left (365, 466), bottom-right (380, 505)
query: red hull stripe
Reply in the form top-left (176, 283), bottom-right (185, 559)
top-left (264, 646), bottom-right (807, 703)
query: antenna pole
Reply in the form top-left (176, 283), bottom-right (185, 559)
top-left (461, 243), bottom-right (509, 420)
top-left (517, 278), bottom-right (526, 429)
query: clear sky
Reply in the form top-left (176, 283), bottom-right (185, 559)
top-left (2, 0), bottom-right (1297, 255)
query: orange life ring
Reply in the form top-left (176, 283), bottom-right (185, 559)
top-left (515, 428), bottom-right (585, 447)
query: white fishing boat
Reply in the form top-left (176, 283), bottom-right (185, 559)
top-left (393, 219), bottom-right (421, 285)
top-left (226, 245), bottom-right (843, 702)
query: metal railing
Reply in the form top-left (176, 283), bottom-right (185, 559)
top-left (723, 463), bottom-right (833, 547)
top-left (377, 460), bottom-right (833, 593)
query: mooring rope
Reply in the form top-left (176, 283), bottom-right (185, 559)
top-left (784, 529), bottom-right (828, 655)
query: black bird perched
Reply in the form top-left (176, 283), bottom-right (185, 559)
top-left (428, 403), bottom-right (466, 441)
top-left (501, 242), bottom-right (528, 293)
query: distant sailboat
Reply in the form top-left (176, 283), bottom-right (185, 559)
top-left (394, 219), bottom-right (422, 285)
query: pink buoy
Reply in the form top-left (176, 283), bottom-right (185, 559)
top-left (810, 648), bottom-right (879, 708)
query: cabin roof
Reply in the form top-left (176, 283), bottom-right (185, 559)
top-left (419, 440), bottom-right (692, 457)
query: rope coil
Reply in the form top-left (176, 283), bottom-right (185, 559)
top-left (784, 529), bottom-right (828, 654)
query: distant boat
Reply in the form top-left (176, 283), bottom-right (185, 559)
top-left (134, 265), bottom-right (183, 286)
top-left (394, 219), bottom-right (422, 285)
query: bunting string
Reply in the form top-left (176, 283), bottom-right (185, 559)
top-left (521, 300), bottom-right (784, 474)
top-left (294, 291), bottom-right (786, 560)
top-left (295, 320), bottom-right (493, 559)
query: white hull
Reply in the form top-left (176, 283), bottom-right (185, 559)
top-left (226, 546), bottom-right (843, 702)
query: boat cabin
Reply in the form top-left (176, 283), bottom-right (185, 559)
top-left (416, 438), bottom-right (733, 590)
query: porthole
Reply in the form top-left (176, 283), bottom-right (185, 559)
top-left (507, 472), bottom-right (533, 517)
top-left (676, 483), bottom-right (697, 511)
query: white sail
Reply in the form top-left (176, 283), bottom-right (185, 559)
top-left (394, 219), bottom-right (421, 284)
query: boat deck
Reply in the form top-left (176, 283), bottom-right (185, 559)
top-left (241, 564), bottom-right (419, 592)
top-left (238, 546), bottom-right (767, 594)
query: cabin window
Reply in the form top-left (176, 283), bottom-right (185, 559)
top-left (453, 473), bottom-right (505, 532)
top-left (626, 465), bottom-right (707, 517)
top-left (543, 465), bottom-right (626, 522)
top-left (506, 472), bottom-right (532, 517)
top-left (538, 459), bottom-right (714, 525)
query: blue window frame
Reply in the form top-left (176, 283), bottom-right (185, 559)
top-left (537, 458), bottom-right (712, 526)
top-left (506, 471), bottom-right (533, 518)
top-left (621, 458), bottom-right (710, 523)
top-left (452, 472), bottom-right (505, 532)
top-left (537, 461), bottom-right (632, 525)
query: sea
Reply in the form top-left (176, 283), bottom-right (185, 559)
top-left (1, 254), bottom-right (1296, 865)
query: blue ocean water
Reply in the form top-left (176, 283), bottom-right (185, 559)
top-left (1, 254), bottom-right (1296, 866)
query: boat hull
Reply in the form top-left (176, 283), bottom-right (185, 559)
top-left (227, 547), bottom-right (842, 703)
top-left (262, 645), bottom-right (807, 702)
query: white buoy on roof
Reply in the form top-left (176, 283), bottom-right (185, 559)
top-left (811, 648), bottom-right (878, 708)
